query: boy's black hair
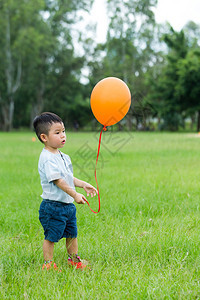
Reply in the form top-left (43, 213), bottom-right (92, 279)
top-left (33, 112), bottom-right (63, 143)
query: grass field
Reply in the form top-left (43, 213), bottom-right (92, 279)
top-left (1, 130), bottom-right (200, 299)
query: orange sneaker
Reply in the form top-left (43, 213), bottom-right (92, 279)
top-left (68, 255), bottom-right (90, 270)
top-left (42, 261), bottom-right (61, 272)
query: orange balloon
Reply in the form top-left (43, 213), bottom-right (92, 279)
top-left (90, 77), bottom-right (131, 127)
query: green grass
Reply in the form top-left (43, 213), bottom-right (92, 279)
top-left (1, 131), bottom-right (200, 299)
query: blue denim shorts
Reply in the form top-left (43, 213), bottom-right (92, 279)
top-left (39, 200), bottom-right (77, 243)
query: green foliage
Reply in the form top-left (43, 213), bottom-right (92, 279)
top-left (145, 25), bottom-right (200, 131)
top-left (176, 49), bottom-right (200, 111)
top-left (0, 0), bottom-right (94, 130)
top-left (0, 0), bottom-right (200, 131)
top-left (87, 0), bottom-right (158, 130)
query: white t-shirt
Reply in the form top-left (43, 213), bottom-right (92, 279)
top-left (38, 148), bottom-right (75, 203)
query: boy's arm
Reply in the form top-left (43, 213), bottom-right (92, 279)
top-left (73, 177), bottom-right (98, 197)
top-left (54, 178), bottom-right (86, 204)
top-left (73, 177), bottom-right (85, 188)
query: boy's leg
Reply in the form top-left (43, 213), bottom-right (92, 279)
top-left (66, 238), bottom-right (82, 263)
top-left (66, 238), bottom-right (89, 269)
top-left (42, 240), bottom-right (60, 271)
top-left (43, 239), bottom-right (54, 261)
top-left (66, 237), bottom-right (78, 256)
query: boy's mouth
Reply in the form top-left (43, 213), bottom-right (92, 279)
top-left (61, 140), bottom-right (65, 144)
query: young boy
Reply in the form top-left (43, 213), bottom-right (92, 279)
top-left (33, 112), bottom-right (97, 270)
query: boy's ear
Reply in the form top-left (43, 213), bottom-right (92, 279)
top-left (40, 133), bottom-right (48, 143)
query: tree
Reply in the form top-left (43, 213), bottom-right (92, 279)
top-left (0, 0), bottom-right (95, 130)
top-left (88, 0), bottom-right (158, 130)
top-left (176, 49), bottom-right (200, 131)
top-left (145, 23), bottom-right (200, 131)
top-left (0, 0), bottom-right (22, 130)
top-left (14, 6), bottom-right (56, 128)
top-left (145, 26), bottom-right (189, 131)
top-left (41, 0), bottom-right (95, 128)
top-left (0, 0), bottom-right (49, 130)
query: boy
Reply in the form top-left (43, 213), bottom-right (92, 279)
top-left (33, 112), bottom-right (97, 270)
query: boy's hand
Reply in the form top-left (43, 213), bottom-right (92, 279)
top-left (83, 183), bottom-right (98, 198)
top-left (74, 192), bottom-right (87, 204)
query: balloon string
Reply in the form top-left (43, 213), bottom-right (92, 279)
top-left (84, 126), bottom-right (107, 213)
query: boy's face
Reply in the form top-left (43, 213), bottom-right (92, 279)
top-left (40, 122), bottom-right (66, 152)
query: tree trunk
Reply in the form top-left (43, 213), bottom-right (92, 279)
top-left (190, 114), bottom-right (195, 130)
top-left (197, 110), bottom-right (200, 132)
top-left (30, 81), bottom-right (45, 129)
top-left (30, 101), bottom-right (44, 129)
top-left (126, 114), bottom-right (132, 131)
top-left (2, 8), bottom-right (21, 131)
top-left (1, 97), bottom-right (14, 131)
